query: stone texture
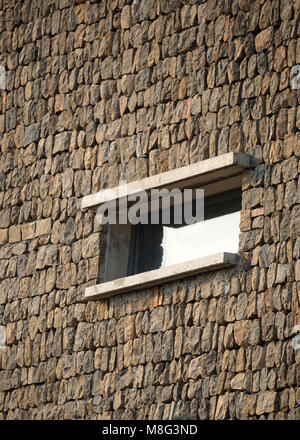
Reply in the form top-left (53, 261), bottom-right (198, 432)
top-left (23, 123), bottom-right (40, 147)
top-left (256, 391), bottom-right (278, 415)
top-left (0, 229), bottom-right (8, 245)
top-left (0, 0), bottom-right (298, 423)
top-left (21, 223), bottom-right (36, 241)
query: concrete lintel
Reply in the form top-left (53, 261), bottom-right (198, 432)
top-left (84, 252), bottom-right (240, 300)
top-left (81, 152), bottom-right (261, 210)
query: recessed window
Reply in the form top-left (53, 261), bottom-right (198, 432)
top-left (100, 188), bottom-right (241, 284)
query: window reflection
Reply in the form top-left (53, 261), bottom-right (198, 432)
top-left (128, 188), bottom-right (242, 276)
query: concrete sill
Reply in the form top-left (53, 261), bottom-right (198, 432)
top-left (81, 152), bottom-right (261, 211)
top-left (84, 252), bottom-right (240, 301)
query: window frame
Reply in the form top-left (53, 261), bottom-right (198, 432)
top-left (81, 152), bottom-right (261, 301)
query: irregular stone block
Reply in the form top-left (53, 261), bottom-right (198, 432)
top-left (35, 218), bottom-right (51, 237)
top-left (53, 131), bottom-right (72, 154)
top-left (24, 123), bottom-right (40, 147)
top-left (256, 391), bottom-right (278, 415)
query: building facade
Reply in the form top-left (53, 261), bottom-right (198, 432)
top-left (0, 0), bottom-right (300, 419)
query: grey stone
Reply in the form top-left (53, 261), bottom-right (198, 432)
top-left (24, 123), bottom-right (40, 147)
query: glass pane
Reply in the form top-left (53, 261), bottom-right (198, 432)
top-left (128, 188), bottom-right (241, 276)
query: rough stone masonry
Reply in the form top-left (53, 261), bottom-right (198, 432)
top-left (0, 0), bottom-right (300, 420)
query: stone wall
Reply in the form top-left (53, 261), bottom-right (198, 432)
top-left (0, 0), bottom-right (300, 420)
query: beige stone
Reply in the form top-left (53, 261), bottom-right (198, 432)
top-left (35, 218), bottom-right (51, 237)
top-left (230, 372), bottom-right (245, 390)
top-left (256, 391), bottom-right (278, 415)
top-left (295, 260), bottom-right (300, 281)
top-left (5, 323), bottom-right (16, 345)
top-left (113, 390), bottom-right (124, 410)
top-left (124, 315), bottom-right (136, 342)
top-left (240, 209), bottom-right (251, 231)
top-left (215, 393), bottom-right (229, 420)
top-left (234, 320), bottom-right (250, 347)
top-left (81, 152), bottom-right (261, 210)
top-left (121, 5), bottom-right (131, 29)
top-left (0, 0), bottom-right (298, 421)
top-left (255, 27), bottom-right (274, 52)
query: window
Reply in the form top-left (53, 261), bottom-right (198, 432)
top-left (129, 187), bottom-right (242, 273)
top-left (82, 153), bottom-right (260, 300)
